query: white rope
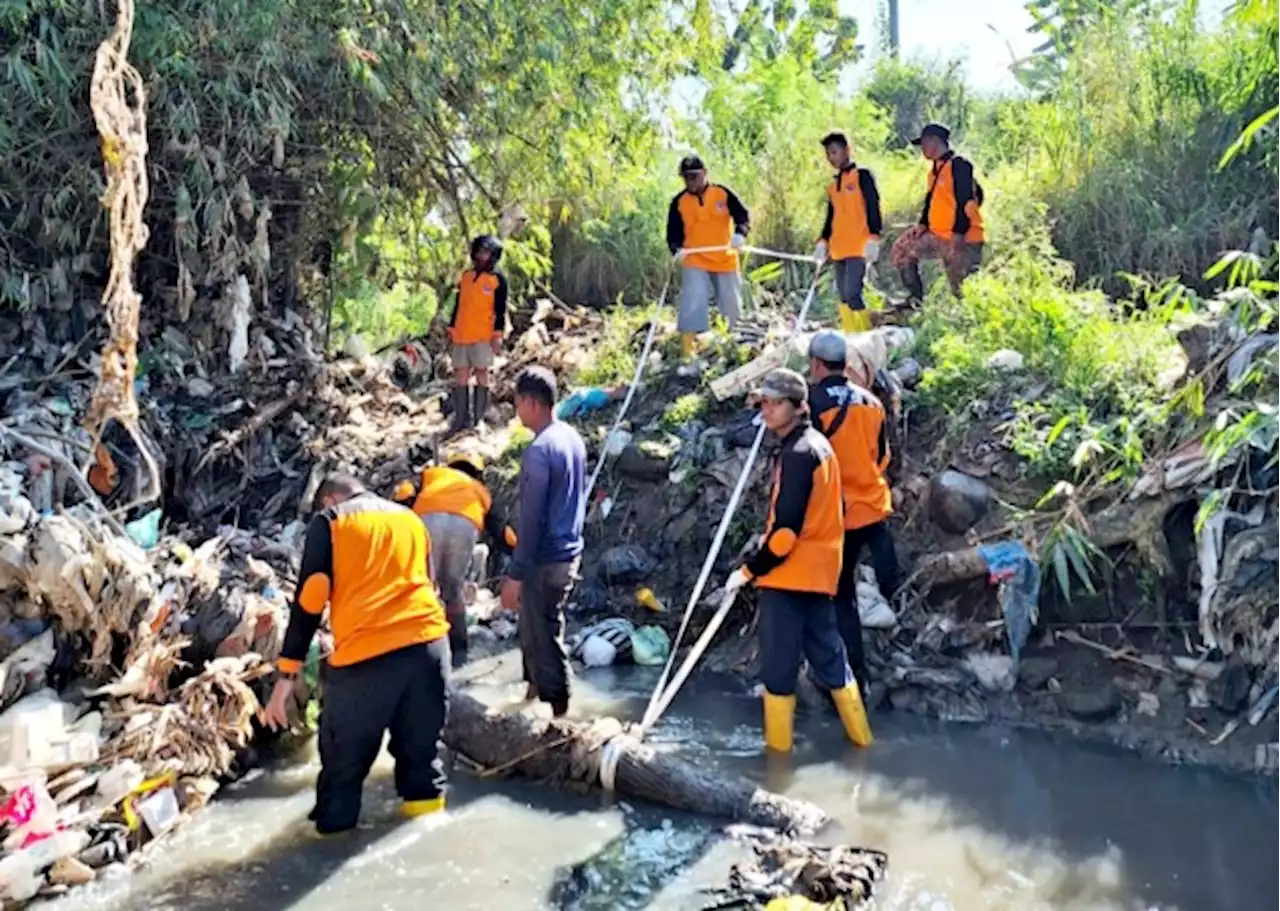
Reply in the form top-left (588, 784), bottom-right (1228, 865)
top-left (639, 262), bottom-right (825, 736)
top-left (598, 736), bottom-right (626, 791)
top-left (583, 261), bottom-right (676, 502)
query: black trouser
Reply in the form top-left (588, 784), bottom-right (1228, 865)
top-left (314, 638), bottom-right (450, 833)
top-left (836, 523), bottom-right (899, 692)
top-left (758, 588), bottom-right (852, 696)
top-left (518, 560), bottom-right (578, 710)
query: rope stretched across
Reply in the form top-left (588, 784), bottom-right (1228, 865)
top-left (86, 0), bottom-right (159, 506)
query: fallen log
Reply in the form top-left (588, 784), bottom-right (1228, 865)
top-left (915, 493), bottom-right (1188, 588)
top-left (443, 689), bottom-right (829, 834)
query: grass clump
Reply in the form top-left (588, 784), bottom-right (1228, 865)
top-left (572, 305), bottom-right (654, 388)
top-left (915, 246), bottom-right (1189, 485)
top-left (661, 392), bottom-right (709, 431)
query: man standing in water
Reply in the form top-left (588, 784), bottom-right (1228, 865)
top-left (500, 367), bottom-right (587, 717)
top-left (263, 474), bottom-right (451, 833)
top-left (720, 369), bottom-right (873, 753)
top-left (813, 132), bottom-right (883, 334)
top-left (666, 155), bottom-right (751, 374)
top-left (805, 330), bottom-right (898, 694)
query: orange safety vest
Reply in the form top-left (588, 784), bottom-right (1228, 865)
top-left (811, 377), bottom-right (893, 530)
top-left (293, 495), bottom-right (448, 669)
top-left (673, 185), bottom-right (743, 274)
top-left (825, 168), bottom-right (878, 260)
top-left (925, 154), bottom-right (985, 243)
top-left (754, 426), bottom-right (845, 596)
top-left (452, 270), bottom-right (504, 345)
top-left (411, 466), bottom-right (492, 532)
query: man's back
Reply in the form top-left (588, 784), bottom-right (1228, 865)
top-left (511, 420), bottom-right (587, 575)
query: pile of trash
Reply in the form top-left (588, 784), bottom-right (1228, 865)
top-left (0, 464), bottom-right (308, 900)
top-left (702, 825), bottom-right (888, 910)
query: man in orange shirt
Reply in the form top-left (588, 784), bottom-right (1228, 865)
top-left (393, 453), bottom-right (516, 666)
top-left (262, 474), bottom-right (451, 834)
top-left (806, 331), bottom-right (899, 693)
top-left (666, 155), bottom-right (750, 373)
top-left (719, 369), bottom-right (872, 753)
top-left (814, 132), bottom-right (883, 334)
top-left (890, 123), bottom-right (985, 306)
top-left (447, 235), bottom-right (509, 433)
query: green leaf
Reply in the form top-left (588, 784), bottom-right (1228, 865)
top-left (1047, 413), bottom-right (1073, 445)
top-left (1217, 105), bottom-right (1279, 170)
top-left (1051, 542), bottom-right (1072, 603)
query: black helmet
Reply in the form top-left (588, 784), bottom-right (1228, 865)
top-left (470, 234), bottom-right (503, 264)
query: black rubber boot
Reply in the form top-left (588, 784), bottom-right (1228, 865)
top-left (448, 385), bottom-right (470, 435)
top-left (473, 386), bottom-right (490, 429)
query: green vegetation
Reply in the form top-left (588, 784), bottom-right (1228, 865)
top-left (661, 392), bottom-right (710, 431)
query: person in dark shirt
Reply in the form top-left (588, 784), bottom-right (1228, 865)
top-left (499, 367), bottom-right (587, 717)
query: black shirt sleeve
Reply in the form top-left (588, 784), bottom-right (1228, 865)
top-left (666, 194), bottom-right (685, 254)
top-left (493, 273), bottom-right (508, 335)
top-left (447, 276), bottom-right (462, 329)
top-left (280, 514), bottom-right (333, 666)
top-left (858, 169), bottom-right (883, 236)
top-left (747, 444), bottom-right (815, 578)
top-left (820, 195), bottom-right (834, 242)
top-left (952, 156), bottom-right (975, 235)
top-left (723, 186), bottom-right (750, 238)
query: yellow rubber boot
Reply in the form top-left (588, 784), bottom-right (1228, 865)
top-left (402, 795), bottom-right (446, 818)
top-left (839, 305), bottom-right (872, 334)
top-left (831, 682), bottom-right (874, 748)
top-left (680, 332), bottom-right (697, 361)
top-left (762, 692), bottom-right (796, 753)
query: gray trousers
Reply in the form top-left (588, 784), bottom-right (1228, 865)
top-left (422, 512), bottom-right (479, 609)
top-left (678, 267), bottom-right (741, 332)
top-left (518, 560), bottom-right (579, 707)
top-left (833, 257), bottom-right (868, 311)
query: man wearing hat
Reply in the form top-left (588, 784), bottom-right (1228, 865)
top-left (805, 330), bottom-right (899, 693)
top-left (720, 368), bottom-right (873, 753)
top-left (813, 132), bottom-right (884, 334)
top-left (889, 123), bottom-right (985, 305)
top-left (665, 155), bottom-right (751, 373)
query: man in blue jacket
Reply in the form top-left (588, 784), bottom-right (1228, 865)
top-left (500, 367), bottom-right (587, 717)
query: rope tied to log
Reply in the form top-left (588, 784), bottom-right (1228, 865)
top-left (85, 0), bottom-right (160, 508)
top-left (565, 717), bottom-right (642, 792)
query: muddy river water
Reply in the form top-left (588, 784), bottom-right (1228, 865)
top-left (42, 661), bottom-right (1278, 911)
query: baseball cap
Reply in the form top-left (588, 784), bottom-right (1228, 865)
top-left (910, 123), bottom-right (951, 146)
top-left (678, 155), bottom-right (706, 174)
top-left (758, 368), bottom-right (808, 405)
top-left (808, 329), bottom-right (847, 364)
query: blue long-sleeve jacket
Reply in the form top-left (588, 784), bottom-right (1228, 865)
top-left (508, 421), bottom-right (586, 580)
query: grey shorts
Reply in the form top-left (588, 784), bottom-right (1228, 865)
top-left (423, 512), bottom-right (479, 607)
top-left (452, 341), bottom-right (494, 370)
top-left (833, 257), bottom-right (868, 311)
top-left (677, 267), bottom-right (741, 332)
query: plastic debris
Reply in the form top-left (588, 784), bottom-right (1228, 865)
top-left (556, 387), bottom-right (615, 419)
top-left (986, 348), bottom-right (1024, 371)
top-left (630, 625), bottom-right (671, 667)
top-left (855, 566), bottom-right (896, 630)
top-left (124, 508), bottom-right (162, 549)
top-left (978, 541), bottom-right (1042, 663)
top-left (635, 587), bottom-right (665, 613)
top-left (581, 635), bottom-right (618, 668)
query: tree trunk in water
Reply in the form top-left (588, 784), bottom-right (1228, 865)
top-left (442, 690), bottom-right (829, 834)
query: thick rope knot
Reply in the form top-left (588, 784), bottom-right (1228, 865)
top-left (565, 717), bottom-right (641, 790)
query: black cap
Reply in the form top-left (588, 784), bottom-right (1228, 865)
top-left (678, 155), bottom-right (706, 174)
top-left (910, 123), bottom-right (951, 146)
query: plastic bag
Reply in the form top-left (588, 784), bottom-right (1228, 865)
top-left (630, 626), bottom-right (671, 667)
